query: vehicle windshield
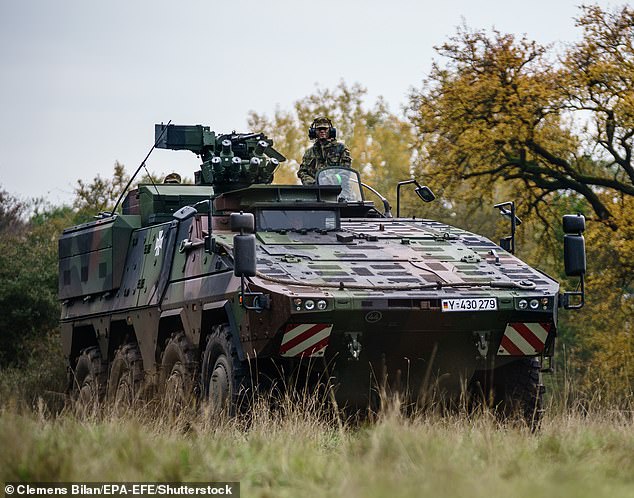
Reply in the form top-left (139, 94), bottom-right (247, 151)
top-left (317, 168), bottom-right (364, 203)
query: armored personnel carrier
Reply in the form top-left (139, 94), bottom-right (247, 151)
top-left (59, 123), bottom-right (587, 421)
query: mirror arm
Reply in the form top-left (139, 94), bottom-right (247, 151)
top-left (396, 179), bottom-right (420, 218)
top-left (239, 276), bottom-right (270, 311)
top-left (562, 274), bottom-right (585, 310)
top-left (190, 196), bottom-right (215, 254)
top-left (494, 201), bottom-right (520, 254)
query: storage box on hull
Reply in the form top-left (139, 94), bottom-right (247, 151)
top-left (58, 215), bottom-right (140, 299)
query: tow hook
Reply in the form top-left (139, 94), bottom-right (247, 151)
top-left (346, 333), bottom-right (362, 361)
top-left (474, 331), bottom-right (490, 359)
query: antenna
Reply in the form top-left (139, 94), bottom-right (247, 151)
top-left (110, 120), bottom-right (172, 216)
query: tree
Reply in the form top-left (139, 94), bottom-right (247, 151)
top-left (74, 161), bottom-right (130, 215)
top-left (560, 193), bottom-right (634, 400)
top-left (408, 5), bottom-right (634, 398)
top-left (407, 5), bottom-right (634, 225)
top-left (72, 161), bottom-right (186, 223)
top-left (248, 108), bottom-right (306, 184)
top-left (0, 191), bottom-right (66, 367)
top-left (0, 189), bottom-right (27, 235)
top-left (0, 160), bottom-right (175, 368)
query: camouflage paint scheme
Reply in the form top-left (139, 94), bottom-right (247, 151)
top-left (59, 124), bottom-right (570, 407)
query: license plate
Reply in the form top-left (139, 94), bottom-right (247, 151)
top-left (441, 298), bottom-right (497, 312)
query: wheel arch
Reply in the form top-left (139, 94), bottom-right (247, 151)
top-left (64, 322), bottom-right (100, 367)
top-left (108, 319), bottom-right (138, 360)
top-left (201, 301), bottom-right (245, 362)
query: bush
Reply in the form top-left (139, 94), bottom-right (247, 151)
top-left (0, 331), bottom-right (67, 412)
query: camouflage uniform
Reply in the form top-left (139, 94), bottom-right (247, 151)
top-left (298, 139), bottom-right (352, 185)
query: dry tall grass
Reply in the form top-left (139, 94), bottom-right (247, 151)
top-left (1, 385), bottom-right (634, 498)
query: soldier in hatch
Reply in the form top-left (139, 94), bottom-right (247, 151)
top-left (297, 117), bottom-right (352, 185)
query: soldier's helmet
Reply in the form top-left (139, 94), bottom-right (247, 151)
top-left (309, 117), bottom-right (336, 140)
top-left (163, 172), bottom-right (182, 184)
top-left (313, 117), bottom-right (332, 129)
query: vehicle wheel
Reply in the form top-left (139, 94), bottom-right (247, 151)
top-left (161, 332), bottom-right (197, 414)
top-left (108, 343), bottom-right (144, 412)
top-left (72, 347), bottom-right (106, 417)
top-left (471, 357), bottom-right (544, 428)
top-left (201, 324), bottom-right (250, 417)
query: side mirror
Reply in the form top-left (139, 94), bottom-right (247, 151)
top-left (396, 178), bottom-right (435, 217)
top-left (494, 201), bottom-right (521, 254)
top-left (415, 186), bottom-right (436, 203)
top-left (563, 214), bottom-right (585, 234)
top-left (497, 208), bottom-right (522, 226)
top-left (562, 214), bottom-right (586, 310)
top-left (230, 212), bottom-right (255, 233)
top-left (233, 233), bottom-right (256, 277)
top-left (230, 211), bottom-right (268, 310)
top-left (173, 205), bottom-right (198, 221)
top-left (231, 212), bottom-right (256, 277)
top-left (563, 214), bottom-right (586, 277)
top-left (564, 235), bottom-right (586, 276)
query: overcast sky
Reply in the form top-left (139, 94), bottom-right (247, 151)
top-left (0, 0), bottom-right (618, 205)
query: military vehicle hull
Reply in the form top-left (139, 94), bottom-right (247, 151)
top-left (60, 125), bottom-right (585, 423)
top-left (61, 213), bottom-right (558, 411)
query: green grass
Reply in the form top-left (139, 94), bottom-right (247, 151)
top-left (1, 397), bottom-right (634, 498)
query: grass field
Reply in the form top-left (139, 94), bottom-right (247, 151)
top-left (2, 394), bottom-right (634, 498)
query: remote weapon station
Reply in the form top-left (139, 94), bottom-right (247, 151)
top-left (59, 124), bottom-right (587, 421)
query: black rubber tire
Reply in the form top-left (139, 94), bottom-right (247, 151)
top-left (472, 357), bottom-right (544, 428)
top-left (107, 343), bottom-right (144, 411)
top-left (72, 347), bottom-right (107, 417)
top-left (160, 332), bottom-right (197, 413)
top-left (201, 324), bottom-right (250, 417)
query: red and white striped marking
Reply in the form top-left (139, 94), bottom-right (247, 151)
top-left (498, 322), bottom-right (552, 356)
top-left (280, 323), bottom-right (333, 357)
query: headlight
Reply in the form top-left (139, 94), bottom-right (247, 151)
top-left (518, 299), bottom-right (528, 310)
top-left (293, 298), bottom-right (328, 311)
top-left (529, 299), bottom-right (539, 310)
